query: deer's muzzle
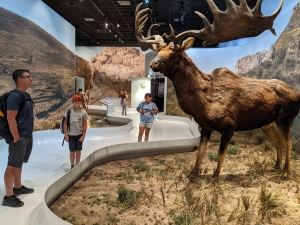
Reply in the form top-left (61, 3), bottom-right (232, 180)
top-left (150, 56), bottom-right (164, 71)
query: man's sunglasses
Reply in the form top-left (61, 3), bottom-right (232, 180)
top-left (20, 75), bottom-right (32, 79)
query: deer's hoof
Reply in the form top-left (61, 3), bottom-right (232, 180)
top-left (208, 176), bottom-right (219, 183)
top-left (280, 174), bottom-right (288, 180)
top-left (186, 174), bottom-right (195, 182)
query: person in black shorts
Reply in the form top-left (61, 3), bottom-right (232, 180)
top-left (63, 94), bottom-right (88, 169)
top-left (2, 69), bottom-right (35, 208)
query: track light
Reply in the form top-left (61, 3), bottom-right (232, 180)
top-left (105, 23), bottom-right (108, 28)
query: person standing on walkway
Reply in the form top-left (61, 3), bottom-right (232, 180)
top-left (77, 88), bottom-right (89, 110)
top-left (120, 94), bottom-right (127, 116)
top-left (3, 69), bottom-right (34, 208)
top-left (136, 93), bottom-right (158, 142)
top-left (63, 94), bottom-right (88, 169)
top-left (118, 88), bottom-right (124, 98)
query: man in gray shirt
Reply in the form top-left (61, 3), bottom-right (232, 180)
top-left (2, 69), bottom-right (34, 208)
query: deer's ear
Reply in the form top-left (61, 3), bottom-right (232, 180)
top-left (180, 37), bottom-right (195, 51)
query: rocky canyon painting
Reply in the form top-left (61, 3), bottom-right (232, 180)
top-left (87, 47), bottom-right (145, 107)
top-left (0, 7), bottom-right (145, 127)
top-left (0, 8), bottom-right (75, 121)
top-left (235, 5), bottom-right (300, 142)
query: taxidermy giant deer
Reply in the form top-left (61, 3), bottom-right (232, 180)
top-left (135, 0), bottom-right (300, 180)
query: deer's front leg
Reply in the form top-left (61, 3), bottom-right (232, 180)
top-left (211, 131), bottom-right (234, 179)
top-left (190, 128), bottom-right (212, 178)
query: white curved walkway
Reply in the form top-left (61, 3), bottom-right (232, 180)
top-left (0, 102), bottom-right (200, 225)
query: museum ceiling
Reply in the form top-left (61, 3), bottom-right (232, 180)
top-left (42, 0), bottom-right (258, 48)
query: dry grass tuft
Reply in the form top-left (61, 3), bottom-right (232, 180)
top-left (258, 182), bottom-right (287, 223)
top-left (246, 155), bottom-right (275, 177)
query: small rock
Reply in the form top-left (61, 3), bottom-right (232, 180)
top-left (95, 119), bottom-right (102, 124)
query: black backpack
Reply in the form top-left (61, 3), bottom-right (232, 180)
top-left (60, 109), bottom-right (71, 146)
top-left (0, 91), bottom-right (29, 144)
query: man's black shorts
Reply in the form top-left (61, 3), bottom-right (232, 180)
top-left (68, 135), bottom-right (83, 152)
top-left (8, 136), bottom-right (33, 168)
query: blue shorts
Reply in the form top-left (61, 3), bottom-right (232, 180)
top-left (68, 135), bottom-right (83, 152)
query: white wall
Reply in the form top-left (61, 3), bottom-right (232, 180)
top-left (0, 0), bottom-right (75, 53)
top-left (131, 78), bottom-right (151, 108)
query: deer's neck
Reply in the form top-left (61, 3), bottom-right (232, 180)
top-left (170, 55), bottom-right (211, 94)
top-left (164, 54), bottom-right (213, 116)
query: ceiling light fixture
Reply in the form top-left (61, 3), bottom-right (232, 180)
top-left (179, 0), bottom-right (184, 11)
top-left (117, 1), bottom-right (131, 5)
top-left (84, 18), bottom-right (95, 21)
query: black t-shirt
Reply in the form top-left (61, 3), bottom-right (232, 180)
top-left (7, 89), bottom-right (34, 136)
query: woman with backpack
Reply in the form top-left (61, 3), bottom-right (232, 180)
top-left (120, 94), bottom-right (127, 116)
top-left (63, 94), bottom-right (89, 169)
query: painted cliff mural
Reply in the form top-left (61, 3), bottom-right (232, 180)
top-left (234, 5), bottom-right (300, 143)
top-left (88, 47), bottom-right (145, 107)
top-left (0, 7), bottom-right (75, 121)
top-left (0, 7), bottom-right (144, 130)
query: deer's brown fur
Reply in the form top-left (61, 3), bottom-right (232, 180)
top-left (150, 38), bottom-right (300, 179)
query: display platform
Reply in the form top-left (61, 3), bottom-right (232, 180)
top-left (0, 103), bottom-right (200, 225)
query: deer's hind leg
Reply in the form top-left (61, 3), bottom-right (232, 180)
top-left (276, 122), bottom-right (293, 179)
top-left (211, 131), bottom-right (234, 179)
top-left (261, 122), bottom-right (284, 170)
top-left (190, 128), bottom-right (212, 178)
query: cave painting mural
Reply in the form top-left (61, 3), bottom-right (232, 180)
top-left (88, 47), bottom-right (145, 107)
top-left (136, 0), bottom-right (300, 180)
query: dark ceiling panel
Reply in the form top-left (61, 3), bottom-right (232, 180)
top-left (42, 0), bottom-right (258, 48)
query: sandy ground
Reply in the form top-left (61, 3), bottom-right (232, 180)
top-left (50, 131), bottom-right (300, 225)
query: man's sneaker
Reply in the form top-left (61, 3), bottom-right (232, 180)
top-left (2, 195), bottom-right (24, 207)
top-left (13, 186), bottom-right (34, 196)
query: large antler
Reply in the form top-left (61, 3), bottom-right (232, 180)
top-left (135, 3), bottom-right (165, 51)
top-left (165, 0), bottom-right (284, 46)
